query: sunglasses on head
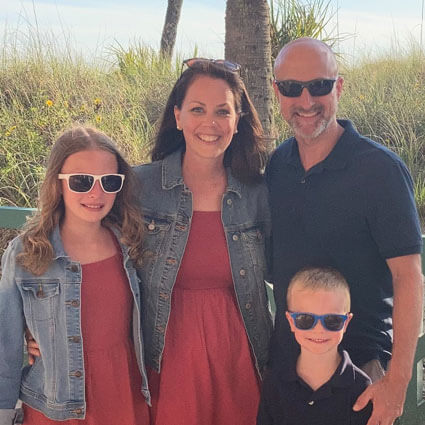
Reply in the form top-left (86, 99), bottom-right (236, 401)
top-left (274, 78), bottom-right (336, 97)
top-left (289, 311), bottom-right (349, 331)
top-left (182, 57), bottom-right (241, 74)
top-left (58, 173), bottom-right (125, 194)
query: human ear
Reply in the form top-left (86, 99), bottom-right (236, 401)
top-left (286, 311), bottom-right (296, 333)
top-left (343, 312), bottom-right (353, 333)
top-left (335, 76), bottom-right (344, 100)
top-left (174, 105), bottom-right (181, 130)
top-left (272, 80), bottom-right (281, 99)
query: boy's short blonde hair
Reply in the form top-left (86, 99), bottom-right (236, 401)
top-left (287, 266), bottom-right (351, 311)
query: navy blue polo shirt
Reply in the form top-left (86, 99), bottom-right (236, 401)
top-left (267, 120), bottom-right (422, 367)
top-left (257, 350), bottom-right (372, 425)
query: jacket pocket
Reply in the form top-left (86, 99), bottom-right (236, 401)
top-left (20, 280), bottom-right (60, 321)
top-left (241, 226), bottom-right (267, 270)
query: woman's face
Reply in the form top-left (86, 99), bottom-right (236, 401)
top-left (174, 75), bottom-right (239, 163)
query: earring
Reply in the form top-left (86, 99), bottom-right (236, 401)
top-left (234, 129), bottom-right (238, 134)
top-left (177, 126), bottom-right (182, 131)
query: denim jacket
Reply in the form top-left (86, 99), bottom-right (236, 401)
top-left (0, 226), bottom-right (150, 424)
top-left (134, 149), bottom-right (273, 378)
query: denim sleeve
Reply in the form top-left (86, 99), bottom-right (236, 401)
top-left (0, 244), bottom-right (25, 411)
top-left (0, 408), bottom-right (21, 425)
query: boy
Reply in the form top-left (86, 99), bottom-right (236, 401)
top-left (257, 267), bottom-right (372, 425)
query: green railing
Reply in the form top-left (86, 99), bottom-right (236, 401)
top-left (1, 205), bottom-right (425, 424)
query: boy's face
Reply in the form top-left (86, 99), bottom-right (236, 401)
top-left (286, 287), bottom-right (352, 356)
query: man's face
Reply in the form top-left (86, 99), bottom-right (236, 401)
top-left (274, 42), bottom-right (343, 145)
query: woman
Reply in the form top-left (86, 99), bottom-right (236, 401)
top-left (0, 127), bottom-right (150, 425)
top-left (135, 58), bottom-right (273, 425)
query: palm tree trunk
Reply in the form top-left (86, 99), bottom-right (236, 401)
top-left (160, 0), bottom-right (184, 59)
top-left (225, 0), bottom-right (275, 147)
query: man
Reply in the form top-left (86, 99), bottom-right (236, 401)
top-left (267, 37), bottom-right (423, 425)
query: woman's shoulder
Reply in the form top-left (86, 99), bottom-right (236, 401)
top-left (133, 159), bottom-right (162, 178)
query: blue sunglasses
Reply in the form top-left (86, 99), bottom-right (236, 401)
top-left (289, 312), bottom-right (349, 331)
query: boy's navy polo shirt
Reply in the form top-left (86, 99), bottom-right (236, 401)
top-left (257, 350), bottom-right (372, 425)
top-left (267, 120), bottom-right (423, 367)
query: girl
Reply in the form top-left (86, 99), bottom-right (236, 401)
top-left (0, 127), bottom-right (150, 425)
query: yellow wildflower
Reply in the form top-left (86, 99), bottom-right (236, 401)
top-left (46, 99), bottom-right (53, 107)
top-left (95, 115), bottom-right (102, 123)
top-left (94, 98), bottom-right (102, 106)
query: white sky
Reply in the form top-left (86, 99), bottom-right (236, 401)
top-left (0, 0), bottom-right (424, 63)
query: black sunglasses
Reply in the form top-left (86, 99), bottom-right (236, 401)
top-left (58, 173), bottom-right (125, 193)
top-left (182, 58), bottom-right (241, 74)
top-left (274, 78), bottom-right (336, 97)
top-left (289, 312), bottom-right (349, 331)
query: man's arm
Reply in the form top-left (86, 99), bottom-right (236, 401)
top-left (353, 253), bottom-right (423, 425)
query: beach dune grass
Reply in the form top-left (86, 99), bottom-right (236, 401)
top-left (0, 34), bottom-right (424, 225)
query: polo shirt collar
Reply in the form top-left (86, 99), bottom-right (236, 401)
top-left (280, 349), bottom-right (356, 401)
top-left (281, 119), bottom-right (360, 171)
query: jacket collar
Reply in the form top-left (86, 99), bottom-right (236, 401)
top-left (161, 148), bottom-right (242, 198)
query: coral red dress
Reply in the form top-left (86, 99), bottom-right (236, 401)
top-left (148, 211), bottom-right (260, 425)
top-left (23, 250), bottom-right (150, 425)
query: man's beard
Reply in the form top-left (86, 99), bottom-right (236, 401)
top-left (289, 104), bottom-right (332, 142)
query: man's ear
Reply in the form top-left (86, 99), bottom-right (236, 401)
top-left (272, 80), bottom-right (281, 99)
top-left (335, 76), bottom-right (344, 100)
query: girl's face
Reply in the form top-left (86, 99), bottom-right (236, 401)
top-left (174, 75), bottom-right (239, 163)
top-left (60, 149), bottom-right (119, 229)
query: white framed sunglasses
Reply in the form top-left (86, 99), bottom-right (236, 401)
top-left (58, 173), bottom-right (125, 193)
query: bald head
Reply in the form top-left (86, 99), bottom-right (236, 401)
top-left (274, 37), bottom-right (338, 80)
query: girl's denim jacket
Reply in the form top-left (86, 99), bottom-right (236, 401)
top-left (0, 226), bottom-right (150, 424)
top-left (134, 149), bottom-right (273, 378)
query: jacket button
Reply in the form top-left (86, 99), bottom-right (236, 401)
top-left (232, 234), bottom-right (239, 241)
top-left (226, 199), bottom-right (232, 205)
top-left (73, 408), bottom-right (83, 415)
top-left (71, 300), bottom-right (80, 307)
top-left (148, 222), bottom-right (155, 231)
top-left (159, 292), bottom-right (169, 300)
top-left (69, 336), bottom-right (81, 343)
top-left (70, 264), bottom-right (78, 273)
top-left (239, 269), bottom-right (246, 277)
top-left (245, 303), bottom-right (251, 309)
top-left (74, 371), bottom-right (82, 378)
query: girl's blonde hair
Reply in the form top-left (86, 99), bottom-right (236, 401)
top-left (17, 126), bottom-right (144, 275)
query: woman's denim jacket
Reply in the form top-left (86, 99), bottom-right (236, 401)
top-left (0, 226), bottom-right (150, 424)
top-left (134, 149), bottom-right (273, 378)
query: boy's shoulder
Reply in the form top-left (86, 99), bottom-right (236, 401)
top-left (335, 350), bottom-right (372, 408)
